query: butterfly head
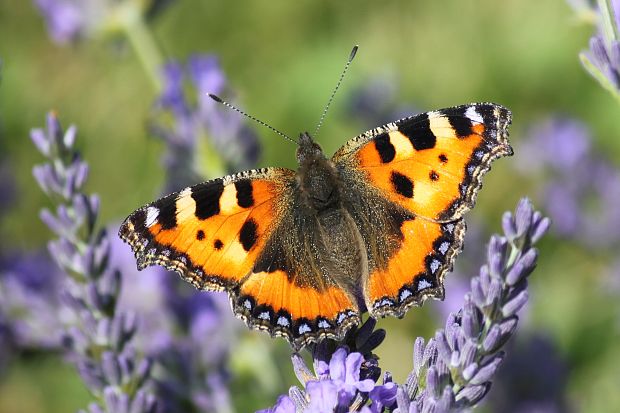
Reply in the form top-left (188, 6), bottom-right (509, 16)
top-left (296, 132), bottom-right (325, 165)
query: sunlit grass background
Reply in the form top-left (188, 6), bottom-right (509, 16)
top-left (1, 0), bottom-right (619, 412)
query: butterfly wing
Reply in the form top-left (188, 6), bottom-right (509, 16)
top-left (120, 167), bottom-right (359, 349)
top-left (332, 103), bottom-right (512, 317)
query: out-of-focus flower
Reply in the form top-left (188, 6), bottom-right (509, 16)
top-left (32, 112), bottom-right (158, 413)
top-left (34, 0), bottom-right (174, 45)
top-left (489, 334), bottom-right (570, 413)
top-left (578, 0), bottom-right (620, 100)
top-left (516, 117), bottom-right (620, 247)
top-left (347, 74), bottom-right (418, 128)
top-left (261, 199), bottom-right (549, 412)
top-left (151, 55), bottom-right (261, 189)
top-left (0, 251), bottom-right (67, 351)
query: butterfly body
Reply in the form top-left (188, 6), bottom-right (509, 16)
top-left (120, 103), bottom-right (512, 349)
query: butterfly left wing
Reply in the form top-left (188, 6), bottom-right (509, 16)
top-left (333, 103), bottom-right (512, 317)
top-left (119, 167), bottom-right (361, 348)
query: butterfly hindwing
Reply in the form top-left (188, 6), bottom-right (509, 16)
top-left (333, 103), bottom-right (512, 317)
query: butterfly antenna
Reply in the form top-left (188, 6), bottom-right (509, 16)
top-left (313, 45), bottom-right (358, 138)
top-left (207, 94), bottom-right (298, 145)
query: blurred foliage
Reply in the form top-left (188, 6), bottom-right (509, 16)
top-left (1, 0), bottom-right (620, 412)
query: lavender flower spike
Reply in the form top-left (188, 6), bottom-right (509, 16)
top-left (32, 112), bottom-right (158, 413)
top-left (261, 198), bottom-right (549, 412)
top-left (400, 198), bottom-right (550, 412)
top-left (578, 0), bottom-right (620, 101)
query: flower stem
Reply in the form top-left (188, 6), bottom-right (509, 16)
top-left (117, 2), bottom-right (165, 93)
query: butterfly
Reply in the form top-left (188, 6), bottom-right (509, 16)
top-left (119, 95), bottom-right (512, 349)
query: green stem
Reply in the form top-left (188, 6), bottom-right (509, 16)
top-left (117, 3), bottom-right (165, 93)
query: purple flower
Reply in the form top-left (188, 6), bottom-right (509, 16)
top-left (578, 0), bottom-right (620, 99)
top-left (347, 74), bottom-right (418, 128)
top-left (151, 55), bottom-right (260, 190)
top-left (33, 0), bottom-right (174, 46)
top-left (488, 334), bottom-right (570, 413)
top-left (0, 250), bottom-right (66, 350)
top-left (34, 0), bottom-right (91, 44)
top-left (31, 112), bottom-right (158, 413)
top-left (516, 117), bottom-right (620, 247)
top-left (328, 348), bottom-right (376, 404)
top-left (262, 199), bottom-right (549, 412)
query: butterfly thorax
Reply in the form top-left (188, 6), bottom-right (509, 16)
top-left (296, 132), bottom-right (341, 212)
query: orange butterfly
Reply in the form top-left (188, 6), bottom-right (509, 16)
top-left (119, 50), bottom-right (512, 350)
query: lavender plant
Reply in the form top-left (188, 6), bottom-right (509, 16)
top-left (34, 0), bottom-right (170, 91)
top-left (151, 55), bottom-right (261, 186)
top-left (578, 0), bottom-right (620, 101)
top-left (31, 112), bottom-right (157, 413)
top-left (260, 198), bottom-right (549, 412)
top-left (516, 117), bottom-right (620, 247)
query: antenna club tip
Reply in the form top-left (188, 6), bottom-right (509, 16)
top-left (349, 45), bottom-right (359, 61)
top-left (207, 93), bottom-right (223, 103)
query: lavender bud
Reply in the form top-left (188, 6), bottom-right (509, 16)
top-left (102, 352), bottom-right (122, 385)
top-left (502, 290), bottom-right (529, 317)
top-left (461, 308), bottom-right (479, 339)
top-left (482, 325), bottom-right (501, 354)
top-left (87, 403), bottom-right (105, 413)
top-left (31, 129), bottom-right (51, 156)
top-left (455, 383), bottom-right (490, 405)
top-left (434, 331), bottom-right (451, 364)
top-left (505, 248), bottom-right (537, 285)
top-left (479, 265), bottom-right (491, 291)
top-left (514, 198), bottom-right (533, 237)
top-left (485, 278), bottom-right (503, 310)
top-left (470, 354), bottom-right (504, 385)
top-left (426, 366), bottom-right (440, 398)
top-left (413, 337), bottom-right (425, 374)
top-left (470, 278), bottom-right (486, 308)
top-left (288, 386), bottom-right (307, 410)
top-left (488, 252), bottom-right (504, 279)
top-left (531, 217), bottom-right (551, 243)
top-left (436, 386), bottom-right (455, 412)
top-left (497, 317), bottom-right (518, 342)
top-left (86, 283), bottom-right (102, 310)
top-left (77, 362), bottom-right (105, 392)
top-left (590, 36), bottom-right (610, 68)
top-left (395, 386), bottom-right (410, 412)
top-left (449, 351), bottom-right (460, 368)
top-left (420, 399), bottom-right (437, 413)
top-left (134, 359), bottom-right (152, 389)
top-left (459, 341), bottom-right (477, 367)
top-left (292, 353), bottom-right (315, 385)
top-left (462, 362), bottom-right (478, 381)
top-left (404, 371), bottom-right (419, 399)
top-left (501, 211), bottom-right (517, 241)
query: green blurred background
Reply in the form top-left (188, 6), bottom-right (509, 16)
top-left (1, 0), bottom-right (619, 412)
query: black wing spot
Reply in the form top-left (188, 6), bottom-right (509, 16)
top-left (154, 194), bottom-right (177, 230)
top-left (214, 239), bottom-right (223, 250)
top-left (196, 230), bottom-right (205, 240)
top-left (399, 113), bottom-right (436, 150)
top-left (374, 133), bottom-right (396, 163)
top-left (429, 171), bottom-right (439, 181)
top-left (192, 179), bottom-right (224, 220)
top-left (390, 171), bottom-right (414, 198)
top-left (235, 179), bottom-right (254, 208)
top-left (239, 219), bottom-right (258, 252)
top-left (439, 153), bottom-right (448, 163)
top-left (447, 107), bottom-right (473, 137)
